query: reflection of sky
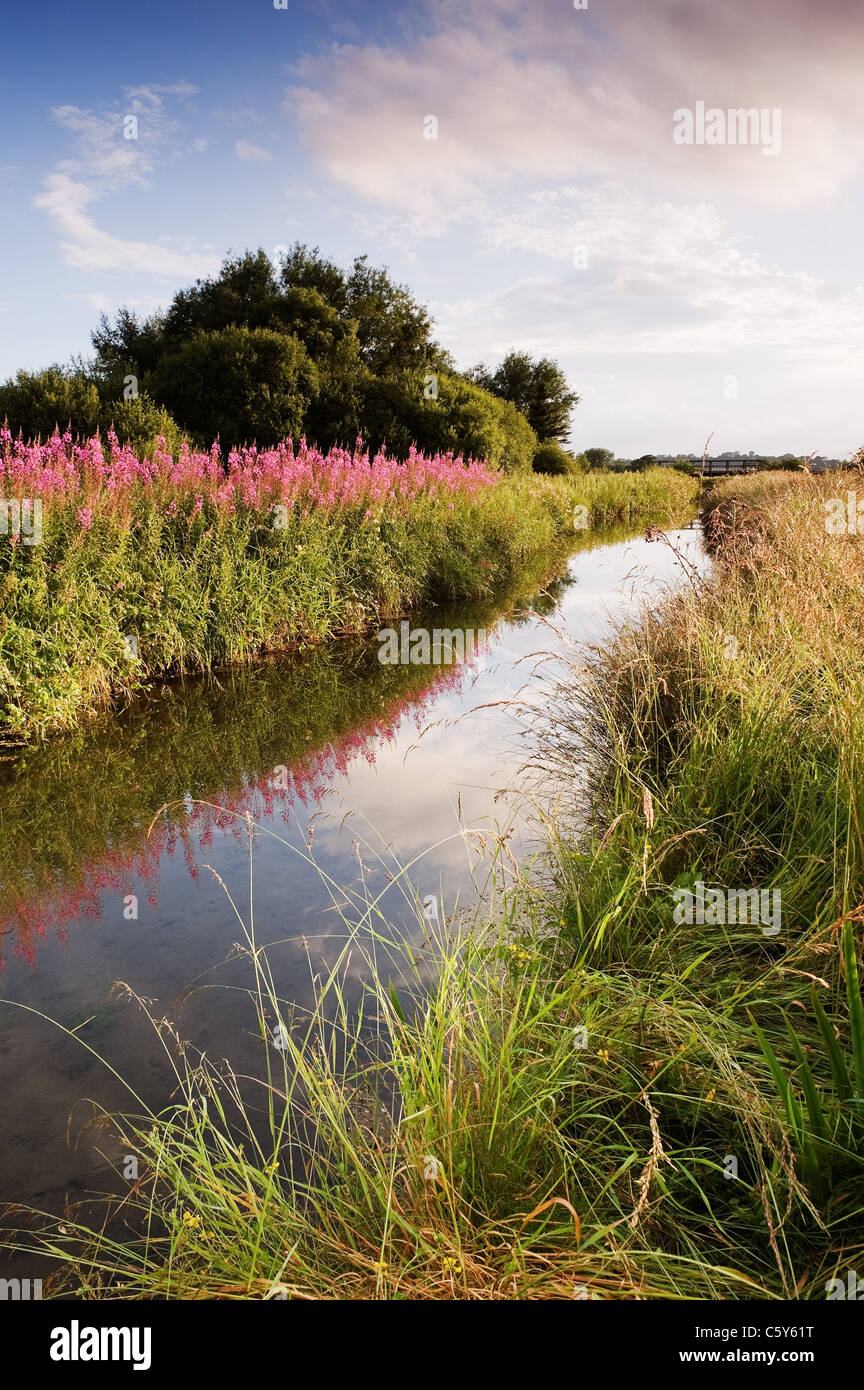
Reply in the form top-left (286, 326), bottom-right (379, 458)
top-left (4, 526), bottom-right (709, 980)
top-left (0, 527), bottom-right (707, 1221)
top-left (312, 526), bottom-right (707, 864)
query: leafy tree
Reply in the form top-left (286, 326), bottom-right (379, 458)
top-left (469, 350), bottom-right (579, 443)
top-left (278, 243), bottom-right (349, 312)
top-left (343, 255), bottom-right (439, 377)
top-left (91, 307), bottom-right (167, 381)
top-left (532, 439), bottom-right (585, 476)
top-left (84, 247), bottom-right (544, 460)
top-left (278, 244), bottom-right (445, 377)
top-left (147, 327), bottom-right (317, 447)
top-left (0, 365), bottom-right (185, 456)
top-left (584, 446), bottom-right (615, 469)
top-left (0, 365), bottom-right (101, 440)
top-left (160, 250), bottom-right (285, 348)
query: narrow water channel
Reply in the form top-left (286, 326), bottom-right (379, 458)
top-left (0, 520), bottom-right (706, 1262)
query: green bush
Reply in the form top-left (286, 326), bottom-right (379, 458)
top-left (147, 326), bottom-right (318, 448)
top-left (432, 373), bottom-right (536, 472)
top-left (532, 438), bottom-right (583, 475)
top-left (100, 393), bottom-right (187, 456)
top-left (0, 365), bottom-right (102, 441)
top-left (356, 370), bottom-right (536, 471)
top-left (0, 365), bottom-right (186, 457)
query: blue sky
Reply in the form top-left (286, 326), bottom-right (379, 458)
top-left (2, 0), bottom-right (862, 456)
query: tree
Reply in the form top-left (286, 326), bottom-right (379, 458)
top-left (343, 255), bottom-right (439, 377)
top-left (147, 327), bottom-right (317, 447)
top-left (532, 439), bottom-right (584, 475)
top-left (91, 306), bottom-right (167, 382)
top-left (83, 246), bottom-right (546, 461)
top-left (0, 365), bottom-right (101, 440)
top-left (584, 446), bottom-right (614, 470)
top-left (469, 350), bottom-right (579, 443)
top-left (278, 243), bottom-right (348, 312)
top-left (161, 249), bottom-right (286, 348)
top-left (0, 364), bottom-right (185, 456)
top-left (90, 246), bottom-right (448, 450)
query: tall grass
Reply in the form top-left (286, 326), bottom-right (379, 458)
top-left (43, 473), bottom-right (860, 1302)
top-left (0, 440), bottom-right (697, 741)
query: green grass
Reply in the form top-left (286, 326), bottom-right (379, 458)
top-left (0, 468), bottom-right (697, 742)
top-left (28, 465), bottom-right (864, 1302)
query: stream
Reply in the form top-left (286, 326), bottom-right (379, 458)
top-left (0, 519), bottom-right (706, 1271)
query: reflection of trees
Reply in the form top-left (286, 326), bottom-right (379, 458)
top-left (0, 652), bottom-right (464, 969)
top-left (507, 521), bottom-right (651, 624)
top-left (0, 542), bottom-right (574, 970)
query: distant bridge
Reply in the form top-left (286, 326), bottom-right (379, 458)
top-left (652, 454), bottom-right (772, 475)
top-left (655, 455), bottom-right (839, 475)
top-left (699, 456), bottom-right (769, 476)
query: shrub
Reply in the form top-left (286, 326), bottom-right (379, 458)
top-left (147, 326), bottom-right (318, 448)
top-left (584, 446), bottom-right (615, 469)
top-left (532, 438), bottom-right (583, 475)
top-left (357, 370), bottom-right (537, 471)
top-left (0, 365), bottom-right (102, 441)
top-left (100, 393), bottom-right (187, 457)
top-left (0, 365), bottom-right (187, 458)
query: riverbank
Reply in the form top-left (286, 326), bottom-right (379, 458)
top-left (19, 470), bottom-right (864, 1301)
top-left (0, 433), bottom-right (697, 742)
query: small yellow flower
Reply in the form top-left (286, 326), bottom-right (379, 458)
top-left (596, 1048), bottom-right (610, 1063)
top-left (442, 1256), bottom-right (463, 1275)
top-left (706, 1089), bottom-right (716, 1102)
top-left (182, 1211), bottom-right (201, 1228)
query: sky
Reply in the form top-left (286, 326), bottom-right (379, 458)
top-left (1, 0), bottom-right (862, 457)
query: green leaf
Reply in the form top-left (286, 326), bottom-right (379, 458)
top-left (810, 987), bottom-right (852, 1102)
top-left (387, 979), bottom-right (406, 1023)
top-left (842, 921), bottom-right (864, 1099)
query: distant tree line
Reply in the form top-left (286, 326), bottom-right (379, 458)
top-left (0, 247), bottom-right (582, 472)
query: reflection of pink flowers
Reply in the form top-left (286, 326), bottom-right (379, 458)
top-left (0, 660), bottom-right (468, 972)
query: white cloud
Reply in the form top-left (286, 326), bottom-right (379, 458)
top-left (287, 0), bottom-right (864, 211)
top-left (35, 172), bottom-right (218, 278)
top-left (35, 85), bottom-right (216, 279)
top-left (235, 139), bottom-right (274, 163)
top-left (428, 184), bottom-right (864, 456)
top-left (451, 187), bottom-right (864, 357)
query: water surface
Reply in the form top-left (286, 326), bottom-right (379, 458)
top-left (0, 522), bottom-right (705, 1259)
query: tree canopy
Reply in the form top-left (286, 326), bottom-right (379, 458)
top-left (468, 350), bottom-right (579, 444)
top-left (3, 246), bottom-right (581, 470)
